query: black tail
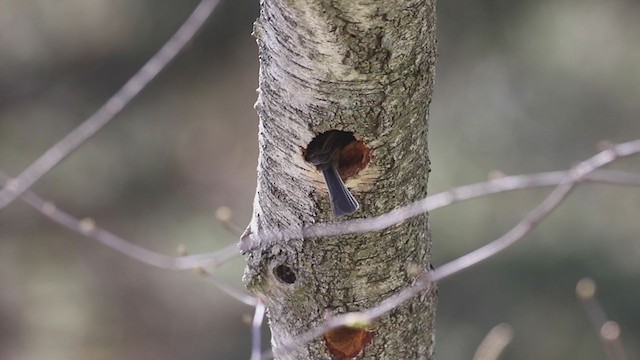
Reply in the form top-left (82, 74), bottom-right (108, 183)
top-left (321, 164), bottom-right (359, 216)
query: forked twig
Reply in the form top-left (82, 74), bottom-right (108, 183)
top-left (431, 140), bottom-right (640, 281)
top-left (2, 1), bottom-right (637, 357)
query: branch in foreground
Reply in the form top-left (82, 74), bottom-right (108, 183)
top-left (4, 166), bottom-right (639, 272)
top-left (260, 139), bottom-right (640, 359)
top-left (0, 171), bottom-right (239, 270)
top-left (431, 139), bottom-right (640, 281)
top-left (4, 138), bottom-right (639, 357)
top-left (0, 0), bottom-right (221, 211)
top-left (241, 167), bottom-right (640, 252)
top-left (251, 302), bottom-right (267, 360)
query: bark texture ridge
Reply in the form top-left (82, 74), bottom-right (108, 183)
top-left (244, 1), bottom-right (437, 359)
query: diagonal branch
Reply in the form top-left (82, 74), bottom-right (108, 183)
top-left (178, 246), bottom-right (258, 306)
top-left (431, 139), bottom-right (640, 281)
top-left (0, 0), bottom-right (221, 211)
top-left (197, 267), bottom-right (259, 306)
top-left (472, 323), bottom-right (514, 360)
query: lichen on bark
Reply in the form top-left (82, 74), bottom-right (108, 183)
top-left (243, 1), bottom-right (438, 359)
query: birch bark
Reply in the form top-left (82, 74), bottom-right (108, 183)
top-left (244, 1), bottom-right (438, 358)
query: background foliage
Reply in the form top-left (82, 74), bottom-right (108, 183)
top-left (0, 0), bottom-right (638, 359)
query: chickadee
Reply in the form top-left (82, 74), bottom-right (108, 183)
top-left (305, 132), bottom-right (359, 216)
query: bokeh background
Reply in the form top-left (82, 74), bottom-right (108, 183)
top-left (0, 0), bottom-right (639, 359)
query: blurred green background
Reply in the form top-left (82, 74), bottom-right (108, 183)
top-left (0, 0), bottom-right (638, 359)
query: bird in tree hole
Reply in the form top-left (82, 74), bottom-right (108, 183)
top-left (305, 131), bottom-right (360, 217)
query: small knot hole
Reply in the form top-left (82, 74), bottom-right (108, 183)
top-left (273, 264), bottom-right (297, 284)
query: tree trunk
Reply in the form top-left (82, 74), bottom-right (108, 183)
top-left (243, 1), bottom-right (437, 359)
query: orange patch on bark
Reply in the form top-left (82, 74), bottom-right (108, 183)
top-left (337, 139), bottom-right (371, 180)
top-left (324, 326), bottom-right (373, 359)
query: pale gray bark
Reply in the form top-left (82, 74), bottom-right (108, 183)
top-left (244, 1), bottom-right (437, 359)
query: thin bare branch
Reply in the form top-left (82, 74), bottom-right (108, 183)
top-left (216, 206), bottom-right (245, 236)
top-left (197, 267), bottom-right (259, 307)
top-left (177, 245), bottom-right (258, 306)
top-left (585, 170), bottom-right (640, 186)
top-left (4, 139), bottom-right (640, 358)
top-left (5, 161), bottom-right (639, 271)
top-left (576, 278), bottom-right (629, 360)
top-left (600, 322), bottom-right (628, 360)
top-left (251, 302), bottom-right (267, 360)
top-left (577, 278), bottom-right (608, 327)
top-left (241, 167), bottom-right (640, 252)
top-left (472, 323), bottom-right (514, 360)
top-left (260, 139), bottom-right (640, 358)
top-left (0, 0), bottom-right (221, 211)
top-left (431, 139), bottom-right (640, 281)
top-left (2, 167), bottom-right (251, 299)
top-left (0, 170), bottom-right (240, 270)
